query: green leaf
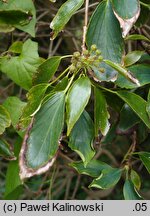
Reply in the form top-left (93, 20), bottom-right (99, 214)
top-left (9, 41), bottom-right (23, 54)
top-left (0, 10), bottom-right (31, 30)
top-left (70, 160), bottom-right (111, 177)
top-left (33, 56), bottom-right (61, 85)
top-left (69, 111), bottom-right (95, 166)
top-left (116, 64), bottom-right (150, 89)
top-left (3, 97), bottom-right (26, 130)
top-left (26, 91), bottom-right (65, 169)
top-left (131, 169), bottom-right (141, 190)
top-left (125, 34), bottom-right (150, 42)
top-left (138, 152), bottom-right (150, 173)
top-left (146, 89), bottom-right (150, 118)
top-left (94, 87), bottom-right (110, 136)
top-left (90, 167), bottom-right (122, 189)
top-left (104, 59), bottom-right (140, 86)
top-left (123, 180), bottom-right (142, 200)
top-left (0, 139), bottom-right (15, 160)
top-left (118, 104), bottom-right (140, 132)
top-left (0, 0), bottom-right (36, 37)
top-left (20, 84), bottom-right (49, 128)
top-left (4, 138), bottom-right (22, 199)
top-left (124, 51), bottom-right (144, 67)
top-left (101, 124), bottom-right (117, 144)
top-left (53, 77), bottom-right (69, 92)
top-left (66, 76), bottom-right (91, 135)
top-left (0, 105), bottom-right (11, 135)
top-left (50, 0), bottom-right (84, 39)
top-left (1, 39), bottom-right (42, 90)
top-left (86, 0), bottom-right (124, 81)
top-left (112, 0), bottom-right (140, 19)
top-left (116, 91), bottom-right (150, 129)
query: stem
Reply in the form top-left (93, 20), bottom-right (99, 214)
top-left (61, 55), bottom-right (73, 59)
top-left (64, 74), bottom-right (75, 93)
top-left (82, 0), bottom-right (89, 53)
top-left (49, 67), bottom-right (70, 85)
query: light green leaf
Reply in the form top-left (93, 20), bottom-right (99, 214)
top-left (9, 41), bottom-right (23, 54)
top-left (5, 138), bottom-right (22, 199)
top-left (90, 167), bottom-right (122, 189)
top-left (123, 180), bottom-right (142, 200)
top-left (33, 56), bottom-right (61, 85)
top-left (0, 10), bottom-right (31, 29)
top-left (66, 76), bottom-right (91, 135)
top-left (116, 64), bottom-right (150, 89)
top-left (112, 0), bottom-right (140, 19)
top-left (26, 91), bottom-right (65, 169)
top-left (131, 169), bottom-right (141, 190)
top-left (3, 97), bottom-right (26, 130)
top-left (138, 152), bottom-right (150, 174)
top-left (86, 0), bottom-right (124, 81)
top-left (50, 0), bottom-right (84, 39)
top-left (20, 84), bottom-right (49, 128)
top-left (116, 91), bottom-right (150, 129)
top-left (118, 104), bottom-right (140, 132)
top-left (1, 39), bottom-right (42, 90)
top-left (0, 0), bottom-right (36, 37)
top-left (124, 51), bottom-right (144, 67)
top-left (146, 89), bottom-right (150, 118)
top-left (0, 139), bottom-right (15, 160)
top-left (70, 160), bottom-right (111, 177)
top-left (69, 111), bottom-right (95, 166)
top-left (125, 34), bottom-right (150, 42)
top-left (94, 87), bottom-right (110, 136)
top-left (0, 105), bottom-right (11, 135)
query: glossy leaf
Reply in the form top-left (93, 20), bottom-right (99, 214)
top-left (123, 180), bottom-right (142, 200)
top-left (26, 91), bottom-right (65, 169)
top-left (101, 124), bottom-right (117, 144)
top-left (116, 64), bottom-right (150, 89)
top-left (54, 77), bottom-right (69, 91)
top-left (146, 89), bottom-right (150, 118)
top-left (66, 76), bottom-right (91, 135)
top-left (0, 0), bottom-right (36, 37)
top-left (0, 105), bottom-right (11, 135)
top-left (69, 111), bottom-right (95, 166)
top-left (112, 0), bottom-right (140, 37)
top-left (138, 152), bottom-right (150, 173)
top-left (90, 167), bottom-right (122, 189)
top-left (124, 51), bottom-right (144, 67)
top-left (94, 87), bottom-right (110, 136)
top-left (118, 104), bottom-right (140, 132)
top-left (104, 60), bottom-right (140, 86)
top-left (86, 0), bottom-right (124, 81)
top-left (0, 139), bottom-right (15, 160)
top-left (1, 40), bottom-right (42, 90)
top-left (3, 97), bottom-right (26, 130)
top-left (33, 56), bottom-right (61, 85)
top-left (5, 138), bottom-right (22, 199)
top-left (20, 84), bottom-right (49, 128)
top-left (50, 0), bottom-right (84, 39)
top-left (116, 91), bottom-right (150, 129)
top-left (112, 0), bottom-right (140, 19)
top-left (131, 169), bottom-right (141, 190)
top-left (70, 160), bottom-right (111, 178)
top-left (125, 34), bottom-right (150, 42)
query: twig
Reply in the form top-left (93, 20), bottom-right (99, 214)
top-left (82, 0), bottom-right (89, 52)
top-left (71, 175), bottom-right (81, 199)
